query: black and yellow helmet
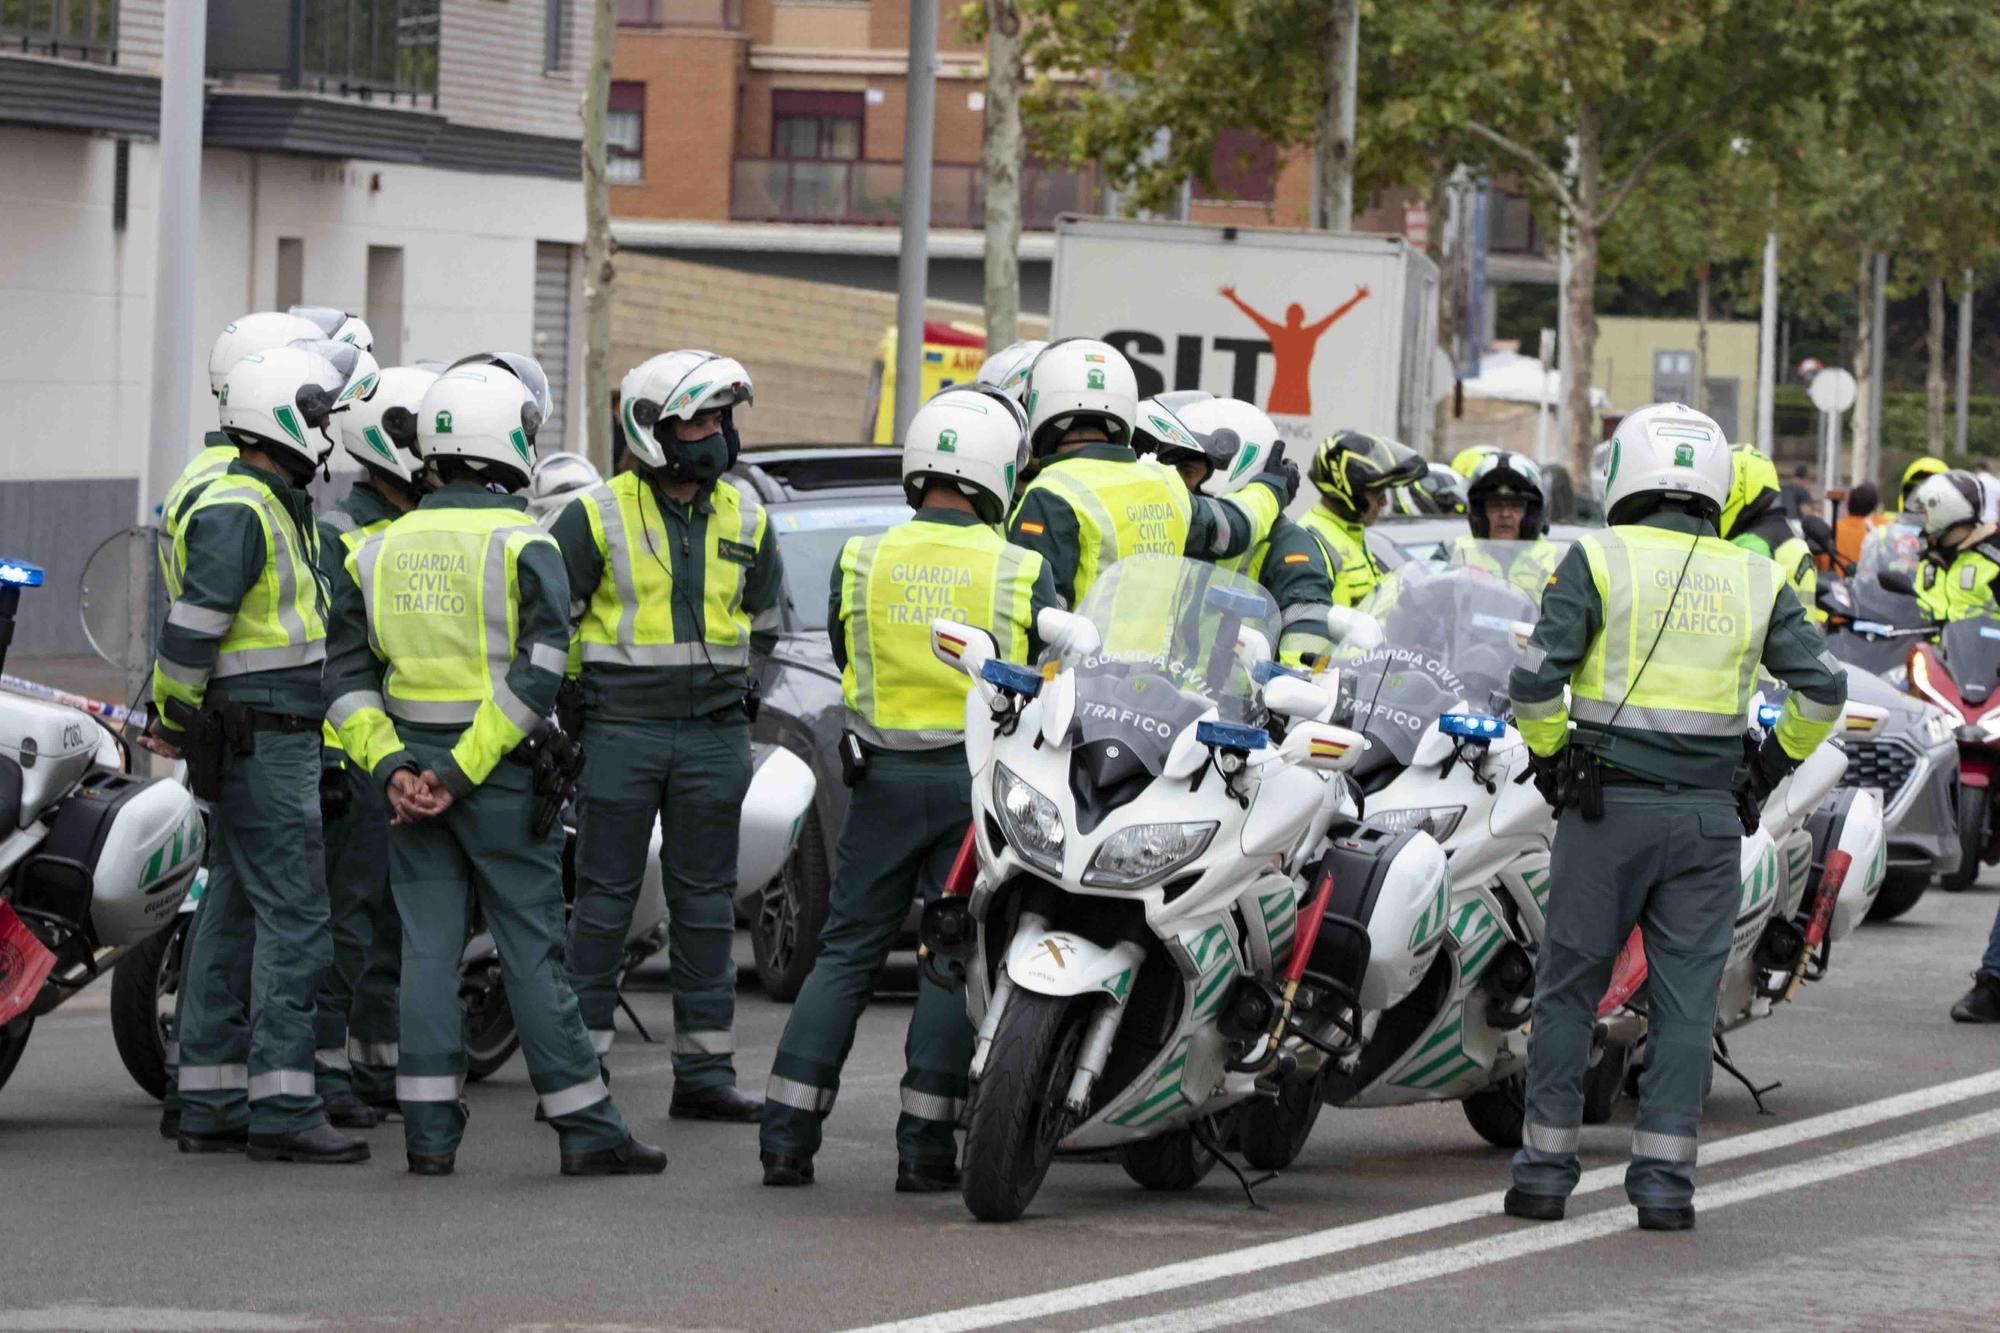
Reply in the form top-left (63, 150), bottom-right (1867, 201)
top-left (1311, 430), bottom-right (1428, 520)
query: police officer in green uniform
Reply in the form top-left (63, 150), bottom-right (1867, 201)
top-left (1908, 471), bottom-right (2000, 623)
top-left (1140, 394), bottom-right (1336, 667)
top-left (1298, 431), bottom-right (1429, 607)
top-left (550, 349), bottom-right (782, 1121)
top-left (1442, 451), bottom-right (1563, 603)
top-left (1005, 339), bottom-right (1295, 607)
top-left (147, 345), bottom-right (370, 1164)
top-left (1505, 402), bottom-right (1844, 1231)
top-left (310, 365), bottom-right (439, 1126)
top-left (1722, 445), bottom-right (1821, 622)
top-left (325, 364), bottom-right (664, 1177)
top-left (759, 386), bottom-right (1059, 1190)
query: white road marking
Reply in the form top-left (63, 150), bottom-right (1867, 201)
top-left (0, 1308), bottom-right (318, 1331)
top-left (852, 1067), bottom-right (2000, 1333)
top-left (1085, 1107), bottom-right (2000, 1332)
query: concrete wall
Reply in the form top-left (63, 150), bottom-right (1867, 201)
top-left (612, 251), bottom-right (1045, 444)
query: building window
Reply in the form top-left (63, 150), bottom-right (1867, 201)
top-left (608, 81), bottom-right (645, 183)
top-left (772, 90), bottom-right (864, 160)
top-left (1201, 129), bottom-right (1277, 204)
top-left (618, 0), bottom-right (743, 27)
top-left (544, 0), bottom-right (567, 71)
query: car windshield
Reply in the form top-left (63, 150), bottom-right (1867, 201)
top-left (770, 499), bottom-right (910, 631)
top-left (1336, 561), bottom-right (1538, 765)
top-left (1437, 537), bottom-right (1571, 605)
top-left (1059, 555), bottom-right (1279, 777)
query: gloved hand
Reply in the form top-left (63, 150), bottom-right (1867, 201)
top-left (1747, 738), bottom-right (1791, 806)
top-left (1253, 458), bottom-right (1302, 508)
top-left (1528, 751), bottom-right (1563, 809)
top-left (320, 765), bottom-right (352, 822)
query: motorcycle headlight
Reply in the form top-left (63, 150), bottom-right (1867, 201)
top-left (1082, 821), bottom-right (1218, 889)
top-left (994, 763), bottom-right (1064, 875)
top-left (1366, 804), bottom-right (1466, 843)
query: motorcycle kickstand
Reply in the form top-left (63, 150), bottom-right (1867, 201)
top-left (618, 993), bottom-right (660, 1044)
top-left (1190, 1118), bottom-right (1272, 1213)
top-left (1711, 1033), bottom-right (1780, 1115)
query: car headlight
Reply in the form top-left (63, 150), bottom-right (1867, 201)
top-left (1082, 821), bottom-right (1218, 889)
top-left (994, 763), bottom-right (1064, 875)
top-left (1367, 804), bottom-right (1466, 842)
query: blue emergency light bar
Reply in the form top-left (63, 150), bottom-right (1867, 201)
top-left (1196, 720), bottom-right (1269, 752)
top-left (0, 559), bottom-right (44, 587)
top-left (1756, 704), bottom-right (1782, 728)
top-left (982, 659), bottom-right (1043, 698)
top-left (1439, 712), bottom-right (1506, 741)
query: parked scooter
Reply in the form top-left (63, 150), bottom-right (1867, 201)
top-left (0, 558), bottom-right (205, 1099)
top-left (1904, 614), bottom-right (2000, 892)
top-left (927, 557), bottom-right (1446, 1222)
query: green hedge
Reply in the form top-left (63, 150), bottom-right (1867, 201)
top-left (1770, 384), bottom-right (2000, 473)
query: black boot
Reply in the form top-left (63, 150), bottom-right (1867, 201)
top-left (322, 1090), bottom-right (383, 1129)
top-left (177, 1125), bottom-right (249, 1154)
top-left (895, 1159), bottom-right (960, 1194)
top-left (247, 1123), bottom-right (371, 1164)
top-left (1636, 1204), bottom-right (1696, 1232)
top-left (407, 1151), bottom-right (456, 1176)
top-left (1503, 1188), bottom-right (1566, 1222)
top-left (561, 1136), bottom-right (668, 1177)
top-left (670, 1084), bottom-right (764, 1123)
top-left (761, 1152), bottom-right (815, 1187)
top-left (1950, 972), bottom-right (2000, 1023)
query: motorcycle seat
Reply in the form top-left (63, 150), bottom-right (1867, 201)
top-left (0, 754), bottom-right (19, 832)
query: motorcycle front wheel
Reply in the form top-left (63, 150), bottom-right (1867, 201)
top-left (960, 990), bottom-right (1083, 1223)
top-left (110, 916), bottom-right (188, 1100)
top-left (1942, 784), bottom-right (1990, 893)
top-left (462, 959), bottom-right (519, 1082)
top-left (1462, 1074), bottom-right (1526, 1149)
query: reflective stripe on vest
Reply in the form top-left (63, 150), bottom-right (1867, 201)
top-left (350, 509), bottom-right (547, 732)
top-left (173, 474), bottom-right (327, 676)
top-left (574, 473), bottom-right (765, 666)
top-left (1447, 534), bottom-right (1562, 601)
top-left (1020, 456), bottom-right (1191, 603)
top-left (840, 521), bottom-right (1037, 749)
top-left (1570, 527), bottom-right (1775, 737)
top-left (322, 510), bottom-right (395, 753)
top-left (161, 445), bottom-right (239, 598)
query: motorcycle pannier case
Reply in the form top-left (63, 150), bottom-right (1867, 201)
top-left (1307, 818), bottom-right (1449, 1015)
top-left (15, 770), bottom-right (203, 948)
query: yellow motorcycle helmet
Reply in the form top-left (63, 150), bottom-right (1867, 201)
top-left (1720, 444), bottom-right (1782, 538)
top-left (1450, 445), bottom-right (1499, 478)
top-left (1901, 456), bottom-right (1948, 510)
top-left (1313, 431), bottom-right (1429, 521)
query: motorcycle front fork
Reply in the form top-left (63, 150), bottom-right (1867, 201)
top-left (965, 906), bottom-right (1131, 1121)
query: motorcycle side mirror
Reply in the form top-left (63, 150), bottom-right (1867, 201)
top-left (1263, 672), bottom-right (1334, 723)
top-left (1878, 568), bottom-right (1917, 597)
top-left (1277, 721), bottom-right (1368, 773)
top-left (1036, 607), bottom-right (1100, 658)
top-left (1236, 626), bottom-right (1274, 673)
top-left (1326, 605), bottom-right (1384, 652)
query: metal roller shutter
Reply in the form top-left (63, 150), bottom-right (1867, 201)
top-left (533, 242), bottom-right (574, 452)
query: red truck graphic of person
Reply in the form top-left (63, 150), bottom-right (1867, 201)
top-left (1218, 284), bottom-right (1369, 417)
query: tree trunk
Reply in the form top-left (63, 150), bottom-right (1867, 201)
top-left (1310, 0), bottom-right (1358, 230)
top-left (1927, 275), bottom-right (1948, 454)
top-left (1694, 262), bottom-right (1711, 415)
top-left (1562, 106), bottom-right (1602, 481)
top-left (580, 0), bottom-right (616, 474)
top-left (981, 0), bottom-right (1023, 352)
top-left (1850, 250), bottom-right (1872, 484)
top-left (1429, 167), bottom-right (1459, 448)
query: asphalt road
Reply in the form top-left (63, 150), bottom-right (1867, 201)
top-left (4, 877), bottom-right (2000, 1332)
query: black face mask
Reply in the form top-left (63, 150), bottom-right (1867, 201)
top-left (661, 430), bottom-right (730, 484)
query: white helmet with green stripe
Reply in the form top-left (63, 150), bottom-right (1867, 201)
top-left (902, 385), bottom-right (1029, 525)
top-left (338, 365), bottom-right (439, 486)
top-left (292, 338), bottom-right (381, 406)
top-left (619, 349), bottom-right (755, 471)
top-left (416, 366), bottom-right (541, 491)
top-left (208, 311), bottom-right (323, 395)
top-left (1601, 401), bottom-right (1730, 525)
top-left (217, 346), bottom-right (344, 473)
top-left (1176, 397), bottom-right (1280, 496)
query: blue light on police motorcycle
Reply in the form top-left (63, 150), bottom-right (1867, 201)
top-left (0, 558), bottom-right (44, 587)
top-left (1197, 720), bottom-right (1268, 752)
top-left (1439, 712), bottom-right (1505, 741)
top-left (1756, 704), bottom-right (1782, 728)
top-left (982, 659), bottom-right (1043, 698)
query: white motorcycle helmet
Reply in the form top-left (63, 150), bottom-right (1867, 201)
top-left (527, 451), bottom-right (603, 528)
top-left (291, 338), bottom-right (381, 405)
top-left (289, 304), bottom-right (375, 351)
top-left (1600, 402), bottom-right (1731, 526)
top-left (416, 367), bottom-right (540, 491)
top-left (1130, 390), bottom-right (1214, 461)
top-left (1023, 337), bottom-right (1139, 457)
top-left (338, 365), bottom-right (440, 487)
top-left (975, 339), bottom-right (1047, 404)
top-left (217, 346), bottom-right (344, 475)
top-left (207, 311), bottom-right (323, 395)
top-left (1910, 471), bottom-right (1984, 541)
top-left (901, 386), bottom-right (1030, 524)
top-left (1177, 397), bottom-right (1281, 496)
top-left (447, 351), bottom-right (555, 440)
top-left (618, 349), bottom-right (755, 474)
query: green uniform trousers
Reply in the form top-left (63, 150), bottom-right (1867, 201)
top-left (389, 737), bottom-right (628, 1158)
top-left (568, 713), bottom-right (750, 1087)
top-left (176, 730), bottom-right (331, 1136)
top-left (759, 748), bottom-right (976, 1168)
top-left (1513, 785), bottom-right (1741, 1208)
top-left (313, 765), bottom-right (401, 1104)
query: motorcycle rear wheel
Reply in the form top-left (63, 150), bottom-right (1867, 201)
top-left (0, 1015), bottom-right (31, 1094)
top-left (1119, 1122), bottom-right (1220, 1190)
top-left (1942, 785), bottom-right (1990, 893)
top-left (1237, 1074), bottom-right (1324, 1171)
top-left (1581, 1039), bottom-right (1630, 1125)
top-left (960, 991), bottom-right (1083, 1223)
top-left (109, 916), bottom-right (187, 1100)
top-left (1462, 1074), bottom-right (1526, 1149)
top-left (463, 963), bottom-right (519, 1082)
top-left (1867, 869), bottom-right (1931, 922)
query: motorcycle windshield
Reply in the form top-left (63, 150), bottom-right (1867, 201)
top-left (1438, 538), bottom-right (1570, 605)
top-left (1851, 523), bottom-right (1927, 628)
top-left (1940, 616), bottom-right (2000, 705)
top-left (1060, 555), bottom-right (1279, 777)
top-left (1338, 561), bottom-right (1539, 765)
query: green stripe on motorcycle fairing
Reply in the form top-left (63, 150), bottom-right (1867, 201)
top-left (1413, 1017), bottom-right (1463, 1058)
top-left (1458, 928), bottom-right (1505, 979)
top-left (1419, 1054), bottom-right (1481, 1090)
top-left (1192, 959), bottom-right (1238, 1012)
top-left (1397, 1042), bottom-right (1470, 1089)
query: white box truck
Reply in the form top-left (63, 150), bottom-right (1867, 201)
top-left (1049, 217), bottom-right (1441, 455)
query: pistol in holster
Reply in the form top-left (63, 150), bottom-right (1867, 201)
top-left (554, 677), bottom-right (586, 738)
top-left (165, 698), bottom-right (228, 801)
top-left (517, 721), bottom-right (587, 838)
top-left (1561, 746), bottom-right (1604, 822)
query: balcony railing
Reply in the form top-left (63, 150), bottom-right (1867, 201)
top-left (0, 0), bottom-right (118, 65)
top-left (731, 158), bottom-right (1095, 230)
top-left (297, 0), bottom-right (439, 106)
top-left (618, 0), bottom-right (741, 28)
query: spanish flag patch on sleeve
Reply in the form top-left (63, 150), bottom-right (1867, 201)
top-left (1019, 521), bottom-right (1046, 535)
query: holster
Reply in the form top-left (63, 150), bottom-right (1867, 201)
top-left (166, 698), bottom-right (225, 802)
top-left (1735, 732), bottom-right (1766, 835)
top-left (515, 721), bottom-right (586, 837)
top-left (1560, 746), bottom-right (1604, 821)
top-left (838, 730), bottom-right (869, 788)
top-left (554, 677), bottom-right (585, 738)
